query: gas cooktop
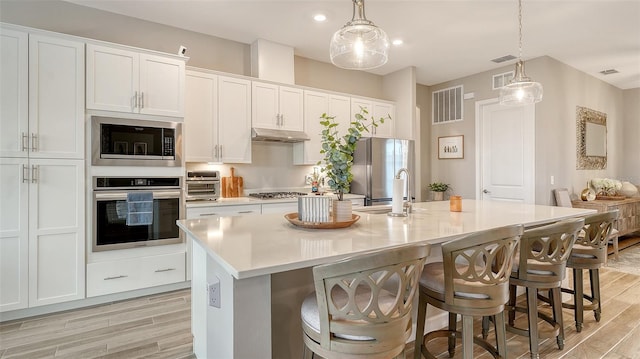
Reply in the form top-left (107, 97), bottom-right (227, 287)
top-left (249, 192), bottom-right (307, 200)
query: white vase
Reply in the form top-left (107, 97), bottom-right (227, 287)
top-left (620, 181), bottom-right (639, 197)
top-left (433, 192), bottom-right (444, 201)
top-left (332, 200), bottom-right (352, 222)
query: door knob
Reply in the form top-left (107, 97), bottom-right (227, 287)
top-left (483, 189), bottom-right (491, 194)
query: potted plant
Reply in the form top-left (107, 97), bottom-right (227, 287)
top-left (318, 107), bottom-right (388, 221)
top-left (428, 182), bottom-right (450, 201)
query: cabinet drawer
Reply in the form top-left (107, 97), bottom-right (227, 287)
top-left (87, 252), bottom-right (185, 297)
top-left (186, 204), bottom-right (261, 218)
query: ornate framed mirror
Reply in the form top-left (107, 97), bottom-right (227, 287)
top-left (576, 106), bottom-right (607, 169)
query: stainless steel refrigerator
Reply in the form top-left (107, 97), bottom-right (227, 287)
top-left (351, 138), bottom-right (415, 206)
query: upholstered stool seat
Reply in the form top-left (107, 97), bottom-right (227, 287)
top-left (414, 225), bottom-right (522, 359)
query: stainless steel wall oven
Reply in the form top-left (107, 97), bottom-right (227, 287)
top-left (92, 176), bottom-right (183, 252)
top-left (92, 116), bottom-right (182, 167)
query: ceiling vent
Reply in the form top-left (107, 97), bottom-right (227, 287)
top-left (599, 69), bottom-right (619, 75)
top-left (491, 55), bottom-right (517, 64)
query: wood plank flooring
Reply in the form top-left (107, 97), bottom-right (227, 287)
top-left (1, 241), bottom-right (639, 359)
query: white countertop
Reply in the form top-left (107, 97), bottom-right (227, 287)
top-left (184, 193), bottom-right (365, 207)
top-left (177, 200), bottom-right (595, 280)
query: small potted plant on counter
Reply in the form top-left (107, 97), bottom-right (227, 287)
top-left (428, 182), bottom-right (450, 201)
top-left (318, 107), bottom-right (389, 221)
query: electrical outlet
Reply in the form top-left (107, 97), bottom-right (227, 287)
top-left (208, 278), bottom-right (220, 308)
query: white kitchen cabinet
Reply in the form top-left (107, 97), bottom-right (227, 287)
top-left (186, 204), bottom-right (261, 219)
top-left (86, 44), bottom-right (185, 118)
top-left (294, 91), bottom-right (351, 165)
top-left (1, 31), bottom-right (84, 159)
top-left (0, 158), bottom-right (85, 310)
top-left (261, 202), bottom-right (298, 214)
top-left (351, 97), bottom-right (395, 138)
top-left (218, 75), bottom-right (252, 163)
top-left (185, 70), bottom-right (218, 162)
top-left (252, 81), bottom-right (303, 131)
top-left (87, 252), bottom-right (185, 297)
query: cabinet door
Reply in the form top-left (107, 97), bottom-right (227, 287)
top-left (139, 53), bottom-right (185, 117)
top-left (29, 35), bottom-right (84, 159)
top-left (329, 94), bottom-right (351, 139)
top-left (0, 158), bottom-right (29, 312)
top-left (29, 159), bottom-right (85, 307)
top-left (86, 44), bottom-right (138, 113)
top-left (351, 98), bottom-right (373, 138)
top-left (219, 76), bottom-right (252, 163)
top-left (0, 28), bottom-right (28, 158)
top-left (252, 81), bottom-right (279, 129)
top-left (372, 101), bottom-right (395, 138)
top-left (185, 70), bottom-right (217, 162)
top-left (294, 90), bottom-right (328, 165)
top-left (278, 86), bottom-right (304, 131)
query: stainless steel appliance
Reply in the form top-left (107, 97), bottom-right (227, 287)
top-left (92, 116), bottom-right (182, 167)
top-left (248, 191), bottom-right (307, 199)
top-left (185, 171), bottom-right (221, 201)
top-left (351, 138), bottom-right (415, 206)
top-left (92, 176), bottom-right (183, 251)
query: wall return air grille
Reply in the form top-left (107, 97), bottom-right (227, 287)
top-left (432, 85), bottom-right (463, 124)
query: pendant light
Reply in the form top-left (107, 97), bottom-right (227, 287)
top-left (330, 0), bottom-right (389, 70)
top-left (499, 0), bottom-right (543, 105)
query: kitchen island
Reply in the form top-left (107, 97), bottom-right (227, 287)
top-left (176, 200), bottom-right (594, 359)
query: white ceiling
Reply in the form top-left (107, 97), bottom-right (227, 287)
top-left (66, 0), bottom-right (640, 89)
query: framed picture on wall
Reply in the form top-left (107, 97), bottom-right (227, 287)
top-left (438, 135), bottom-right (464, 159)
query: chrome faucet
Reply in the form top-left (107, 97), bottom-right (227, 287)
top-left (395, 168), bottom-right (412, 215)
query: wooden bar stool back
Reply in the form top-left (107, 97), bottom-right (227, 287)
top-left (301, 244), bottom-right (430, 359)
top-left (562, 210), bottom-right (618, 332)
top-left (502, 218), bottom-right (584, 359)
top-left (413, 224), bottom-right (522, 359)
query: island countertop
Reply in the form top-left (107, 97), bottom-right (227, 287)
top-left (177, 199), bottom-right (595, 280)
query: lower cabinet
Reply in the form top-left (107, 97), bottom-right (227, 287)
top-left (87, 252), bottom-right (185, 297)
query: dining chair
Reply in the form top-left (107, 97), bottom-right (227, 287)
top-left (413, 224), bottom-right (522, 359)
top-left (553, 188), bottom-right (620, 260)
top-left (301, 244), bottom-right (430, 359)
top-left (494, 218), bottom-right (584, 359)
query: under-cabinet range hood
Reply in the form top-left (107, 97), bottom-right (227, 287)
top-left (251, 127), bottom-right (310, 143)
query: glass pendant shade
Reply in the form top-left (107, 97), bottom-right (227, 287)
top-left (330, 0), bottom-right (389, 70)
top-left (499, 60), bottom-right (543, 105)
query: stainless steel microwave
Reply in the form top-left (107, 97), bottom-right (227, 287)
top-left (91, 116), bottom-right (183, 167)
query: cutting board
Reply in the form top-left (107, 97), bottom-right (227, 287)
top-left (223, 167), bottom-right (243, 197)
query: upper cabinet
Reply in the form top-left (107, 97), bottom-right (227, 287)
top-left (351, 97), bottom-right (395, 138)
top-left (218, 75), bottom-right (252, 163)
top-left (252, 81), bottom-right (303, 131)
top-left (1, 29), bottom-right (84, 159)
top-left (86, 44), bottom-right (185, 118)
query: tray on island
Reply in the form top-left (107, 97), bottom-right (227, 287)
top-left (595, 195), bottom-right (626, 200)
top-left (284, 213), bottom-right (360, 229)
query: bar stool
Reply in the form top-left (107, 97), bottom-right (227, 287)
top-left (494, 218), bottom-right (584, 359)
top-left (413, 224), bottom-right (522, 359)
top-left (301, 244), bottom-right (430, 359)
top-left (562, 210), bottom-right (618, 332)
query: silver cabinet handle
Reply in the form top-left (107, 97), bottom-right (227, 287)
top-left (104, 275), bottom-right (128, 280)
top-left (140, 92), bottom-right (144, 109)
top-left (214, 144), bottom-right (219, 160)
top-left (219, 145), bottom-right (223, 160)
top-left (238, 211), bottom-right (254, 214)
top-left (31, 133), bottom-right (38, 152)
top-left (22, 133), bottom-right (28, 152)
top-left (155, 268), bottom-right (176, 273)
top-left (134, 91), bottom-right (138, 109)
top-left (22, 165), bottom-right (29, 183)
top-left (199, 213), bottom-right (218, 217)
top-left (31, 165), bottom-right (38, 184)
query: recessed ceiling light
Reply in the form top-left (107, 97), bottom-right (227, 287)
top-left (313, 14), bottom-right (327, 22)
top-left (392, 39), bottom-right (403, 46)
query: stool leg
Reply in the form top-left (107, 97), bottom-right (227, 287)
top-left (590, 268), bottom-right (602, 322)
top-left (574, 268), bottom-right (584, 332)
top-left (413, 293), bottom-right (427, 359)
top-left (481, 316), bottom-right (490, 340)
top-left (448, 313), bottom-right (457, 357)
top-left (526, 287), bottom-right (540, 359)
top-left (462, 314), bottom-right (473, 359)
top-left (494, 312), bottom-right (507, 358)
top-left (550, 287), bottom-right (564, 350)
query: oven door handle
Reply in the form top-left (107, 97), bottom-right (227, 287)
top-left (94, 190), bottom-right (182, 201)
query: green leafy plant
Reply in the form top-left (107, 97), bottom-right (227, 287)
top-left (428, 182), bottom-right (450, 192)
top-left (318, 107), bottom-right (390, 201)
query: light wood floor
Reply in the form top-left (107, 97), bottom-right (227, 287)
top-left (2, 247), bottom-right (640, 359)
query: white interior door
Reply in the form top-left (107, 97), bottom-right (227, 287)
top-left (475, 99), bottom-right (535, 203)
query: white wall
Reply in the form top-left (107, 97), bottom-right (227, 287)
top-left (622, 88), bottom-right (640, 184)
